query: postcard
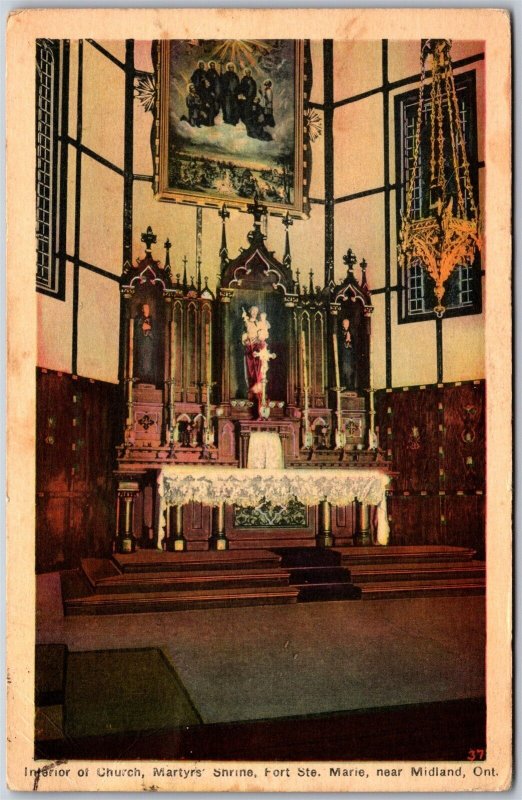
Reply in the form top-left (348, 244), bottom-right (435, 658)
top-left (6, 7), bottom-right (511, 793)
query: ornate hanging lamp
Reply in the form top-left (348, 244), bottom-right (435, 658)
top-left (399, 39), bottom-right (482, 316)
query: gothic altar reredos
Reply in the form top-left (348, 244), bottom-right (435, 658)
top-left (115, 203), bottom-right (391, 553)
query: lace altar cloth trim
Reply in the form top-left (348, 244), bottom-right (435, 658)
top-left (157, 467), bottom-right (391, 547)
top-left (157, 465), bottom-right (390, 550)
top-left (159, 467), bottom-right (390, 509)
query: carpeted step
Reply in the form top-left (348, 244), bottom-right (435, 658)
top-left (287, 566), bottom-right (353, 585)
top-left (80, 558), bottom-right (292, 594)
top-left (297, 583), bottom-right (362, 602)
top-left (63, 585), bottom-right (300, 615)
top-left (336, 545), bottom-right (477, 566)
top-left (273, 547), bottom-right (343, 567)
top-left (349, 560), bottom-right (485, 583)
top-left (359, 578), bottom-right (485, 600)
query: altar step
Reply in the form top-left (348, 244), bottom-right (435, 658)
top-left (339, 547), bottom-right (485, 599)
top-left (81, 558), bottom-right (292, 593)
top-left (60, 546), bottom-right (485, 615)
top-left (337, 545), bottom-right (478, 566)
top-left (112, 549), bottom-right (283, 574)
top-left (61, 550), bottom-right (300, 615)
top-left (275, 545), bottom-right (485, 602)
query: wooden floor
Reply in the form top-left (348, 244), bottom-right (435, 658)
top-left (61, 545), bottom-right (485, 615)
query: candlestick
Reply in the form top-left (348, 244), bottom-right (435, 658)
top-left (169, 319), bottom-right (178, 443)
top-left (301, 330), bottom-right (307, 388)
top-left (127, 317), bottom-right (134, 424)
top-left (128, 317), bottom-right (134, 378)
top-left (368, 319), bottom-right (375, 436)
top-left (332, 332), bottom-right (341, 389)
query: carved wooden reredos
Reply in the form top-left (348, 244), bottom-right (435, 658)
top-left (118, 203), bottom-right (376, 466)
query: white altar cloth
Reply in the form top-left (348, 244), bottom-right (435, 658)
top-left (247, 432), bottom-right (284, 469)
top-left (157, 466), bottom-right (391, 547)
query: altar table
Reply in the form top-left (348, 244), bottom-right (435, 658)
top-left (157, 466), bottom-right (391, 549)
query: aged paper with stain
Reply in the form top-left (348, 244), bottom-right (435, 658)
top-left (6, 7), bottom-right (511, 793)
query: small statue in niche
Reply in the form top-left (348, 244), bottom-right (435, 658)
top-left (188, 422), bottom-right (199, 448)
top-left (134, 303), bottom-right (156, 384)
top-left (241, 306), bottom-right (276, 413)
top-left (318, 424), bottom-right (330, 449)
top-left (340, 317), bottom-right (356, 391)
top-left (179, 421), bottom-right (190, 448)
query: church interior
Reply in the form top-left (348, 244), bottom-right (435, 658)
top-left (35, 37), bottom-right (486, 761)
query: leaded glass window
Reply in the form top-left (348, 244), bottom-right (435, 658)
top-left (36, 40), bottom-right (62, 297)
top-left (396, 70), bottom-right (482, 322)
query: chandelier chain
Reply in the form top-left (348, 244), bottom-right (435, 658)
top-left (449, 69), bottom-right (478, 217)
top-left (444, 68), bottom-right (465, 216)
top-left (405, 52), bottom-right (427, 220)
top-left (437, 77), bottom-right (445, 196)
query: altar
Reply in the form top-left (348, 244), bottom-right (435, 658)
top-left (157, 466), bottom-right (391, 551)
top-left (114, 206), bottom-right (392, 556)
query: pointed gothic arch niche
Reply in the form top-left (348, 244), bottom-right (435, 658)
top-left (228, 287), bottom-right (288, 401)
top-left (220, 223), bottom-right (295, 406)
top-left (185, 302), bottom-right (199, 394)
top-left (334, 288), bottom-right (369, 393)
top-left (200, 302), bottom-right (212, 385)
top-left (129, 280), bottom-right (166, 388)
top-left (172, 300), bottom-right (183, 399)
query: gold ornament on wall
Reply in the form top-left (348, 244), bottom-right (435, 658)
top-left (398, 39), bottom-right (482, 317)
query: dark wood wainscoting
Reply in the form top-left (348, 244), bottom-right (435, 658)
top-left (36, 369), bottom-right (120, 573)
top-left (376, 381), bottom-right (485, 558)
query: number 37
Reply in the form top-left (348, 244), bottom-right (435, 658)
top-left (467, 749), bottom-right (486, 761)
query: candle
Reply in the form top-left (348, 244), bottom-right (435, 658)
top-left (128, 317), bottom-right (134, 377)
top-left (301, 330), bottom-right (308, 389)
top-left (332, 332), bottom-right (341, 389)
top-left (205, 319), bottom-right (211, 385)
top-left (127, 318), bottom-right (134, 417)
top-left (368, 320), bottom-right (375, 434)
top-left (368, 320), bottom-right (374, 391)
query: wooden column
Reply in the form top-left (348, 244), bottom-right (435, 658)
top-left (316, 499), bottom-right (334, 547)
top-left (209, 501), bottom-right (228, 550)
top-left (166, 504), bottom-right (186, 551)
top-left (116, 480), bottom-right (140, 553)
top-left (354, 501), bottom-right (372, 545)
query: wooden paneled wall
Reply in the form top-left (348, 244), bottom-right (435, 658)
top-left (36, 369), bottom-right (120, 573)
top-left (376, 381), bottom-right (485, 558)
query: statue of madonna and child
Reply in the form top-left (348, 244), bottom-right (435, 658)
top-left (241, 305), bottom-right (276, 418)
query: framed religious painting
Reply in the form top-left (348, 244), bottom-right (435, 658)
top-left (155, 39), bottom-right (307, 213)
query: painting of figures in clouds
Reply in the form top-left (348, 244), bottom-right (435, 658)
top-left (159, 40), bottom-right (303, 211)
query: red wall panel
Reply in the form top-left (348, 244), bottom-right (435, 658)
top-left (377, 381), bottom-right (485, 557)
top-left (36, 369), bottom-right (120, 573)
